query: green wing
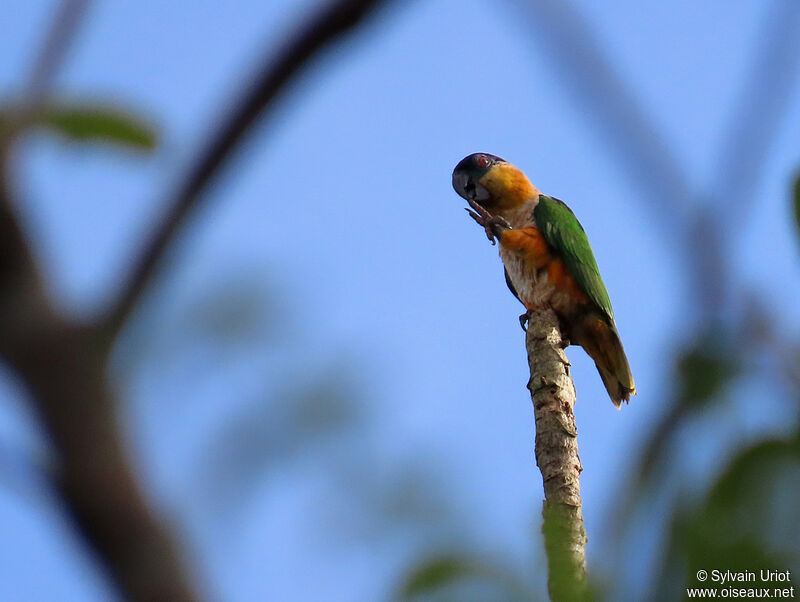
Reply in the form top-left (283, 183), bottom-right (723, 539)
top-left (533, 194), bottom-right (615, 322)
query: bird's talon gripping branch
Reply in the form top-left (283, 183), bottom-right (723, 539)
top-left (519, 311), bottom-right (530, 332)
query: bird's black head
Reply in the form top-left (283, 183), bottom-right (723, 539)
top-left (452, 152), bottom-right (506, 206)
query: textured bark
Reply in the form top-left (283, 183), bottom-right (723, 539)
top-left (525, 309), bottom-right (587, 601)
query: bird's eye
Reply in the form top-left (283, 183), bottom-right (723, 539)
top-left (476, 155), bottom-right (490, 168)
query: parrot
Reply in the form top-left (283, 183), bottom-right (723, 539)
top-left (452, 152), bottom-right (636, 407)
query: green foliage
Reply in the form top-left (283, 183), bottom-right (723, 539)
top-left (706, 436), bottom-right (800, 510)
top-left (675, 330), bottom-right (741, 409)
top-left (653, 434), bottom-right (800, 598)
top-left (398, 554), bottom-right (533, 601)
top-left (194, 365), bottom-right (359, 505)
top-left (1, 103), bottom-right (157, 150)
top-left (400, 555), bottom-right (481, 598)
top-left (616, 296), bottom-right (800, 599)
top-left (116, 273), bottom-right (362, 518)
top-left (41, 105), bottom-right (157, 150)
top-left (621, 330), bottom-right (743, 511)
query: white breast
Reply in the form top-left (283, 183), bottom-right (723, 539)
top-left (499, 245), bottom-right (557, 310)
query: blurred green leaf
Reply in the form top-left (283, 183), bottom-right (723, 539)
top-left (400, 555), bottom-right (478, 598)
top-left (653, 434), bottom-right (800, 598)
top-left (707, 436), bottom-right (800, 509)
top-left (629, 333), bottom-right (739, 490)
top-left (676, 332), bottom-right (741, 408)
top-left (41, 105), bottom-right (157, 150)
top-left (683, 507), bottom-right (792, 592)
top-left (189, 363), bottom-right (360, 519)
top-left (655, 505), bottom-right (788, 600)
top-left (398, 554), bottom-right (535, 601)
top-left (185, 277), bottom-right (276, 344)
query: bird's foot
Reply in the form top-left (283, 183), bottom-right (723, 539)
top-left (519, 311), bottom-right (530, 332)
top-left (465, 198), bottom-right (511, 245)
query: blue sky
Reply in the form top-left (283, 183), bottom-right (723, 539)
top-left (1, 1), bottom-right (799, 600)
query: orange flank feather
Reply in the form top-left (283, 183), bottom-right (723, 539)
top-left (547, 257), bottom-right (589, 304)
top-left (479, 163), bottom-right (539, 210)
top-left (498, 228), bottom-right (551, 266)
top-left (498, 227), bottom-right (590, 309)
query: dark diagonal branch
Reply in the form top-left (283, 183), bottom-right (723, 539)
top-left (0, 0), bottom-right (91, 146)
top-left (519, 0), bottom-right (800, 321)
top-left (102, 0), bottom-right (389, 339)
top-left (526, 309), bottom-right (587, 601)
top-left (25, 0), bottom-right (92, 104)
top-left (698, 0), bottom-right (800, 314)
top-left (516, 0), bottom-right (694, 237)
top-left (10, 331), bottom-right (198, 602)
top-left (0, 151), bottom-right (46, 352)
top-left (709, 0), bottom-right (800, 212)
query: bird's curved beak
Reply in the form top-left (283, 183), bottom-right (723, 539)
top-left (452, 171), bottom-right (490, 203)
top-left (452, 171), bottom-right (471, 199)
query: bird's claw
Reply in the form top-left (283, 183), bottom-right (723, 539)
top-left (519, 311), bottom-right (530, 332)
top-left (464, 198), bottom-right (511, 245)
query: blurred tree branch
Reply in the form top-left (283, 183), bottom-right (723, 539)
top-left (517, 0), bottom-right (694, 235)
top-left (1, 0), bottom-right (197, 598)
top-left (709, 0), bottom-right (800, 215)
top-left (0, 0), bottom-right (392, 599)
top-left (526, 309), bottom-right (587, 600)
top-left (25, 0), bottom-right (91, 105)
top-left (102, 0), bottom-right (390, 341)
top-left (519, 0), bottom-right (800, 320)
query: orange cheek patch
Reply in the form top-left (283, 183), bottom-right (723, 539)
top-left (480, 164), bottom-right (537, 209)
